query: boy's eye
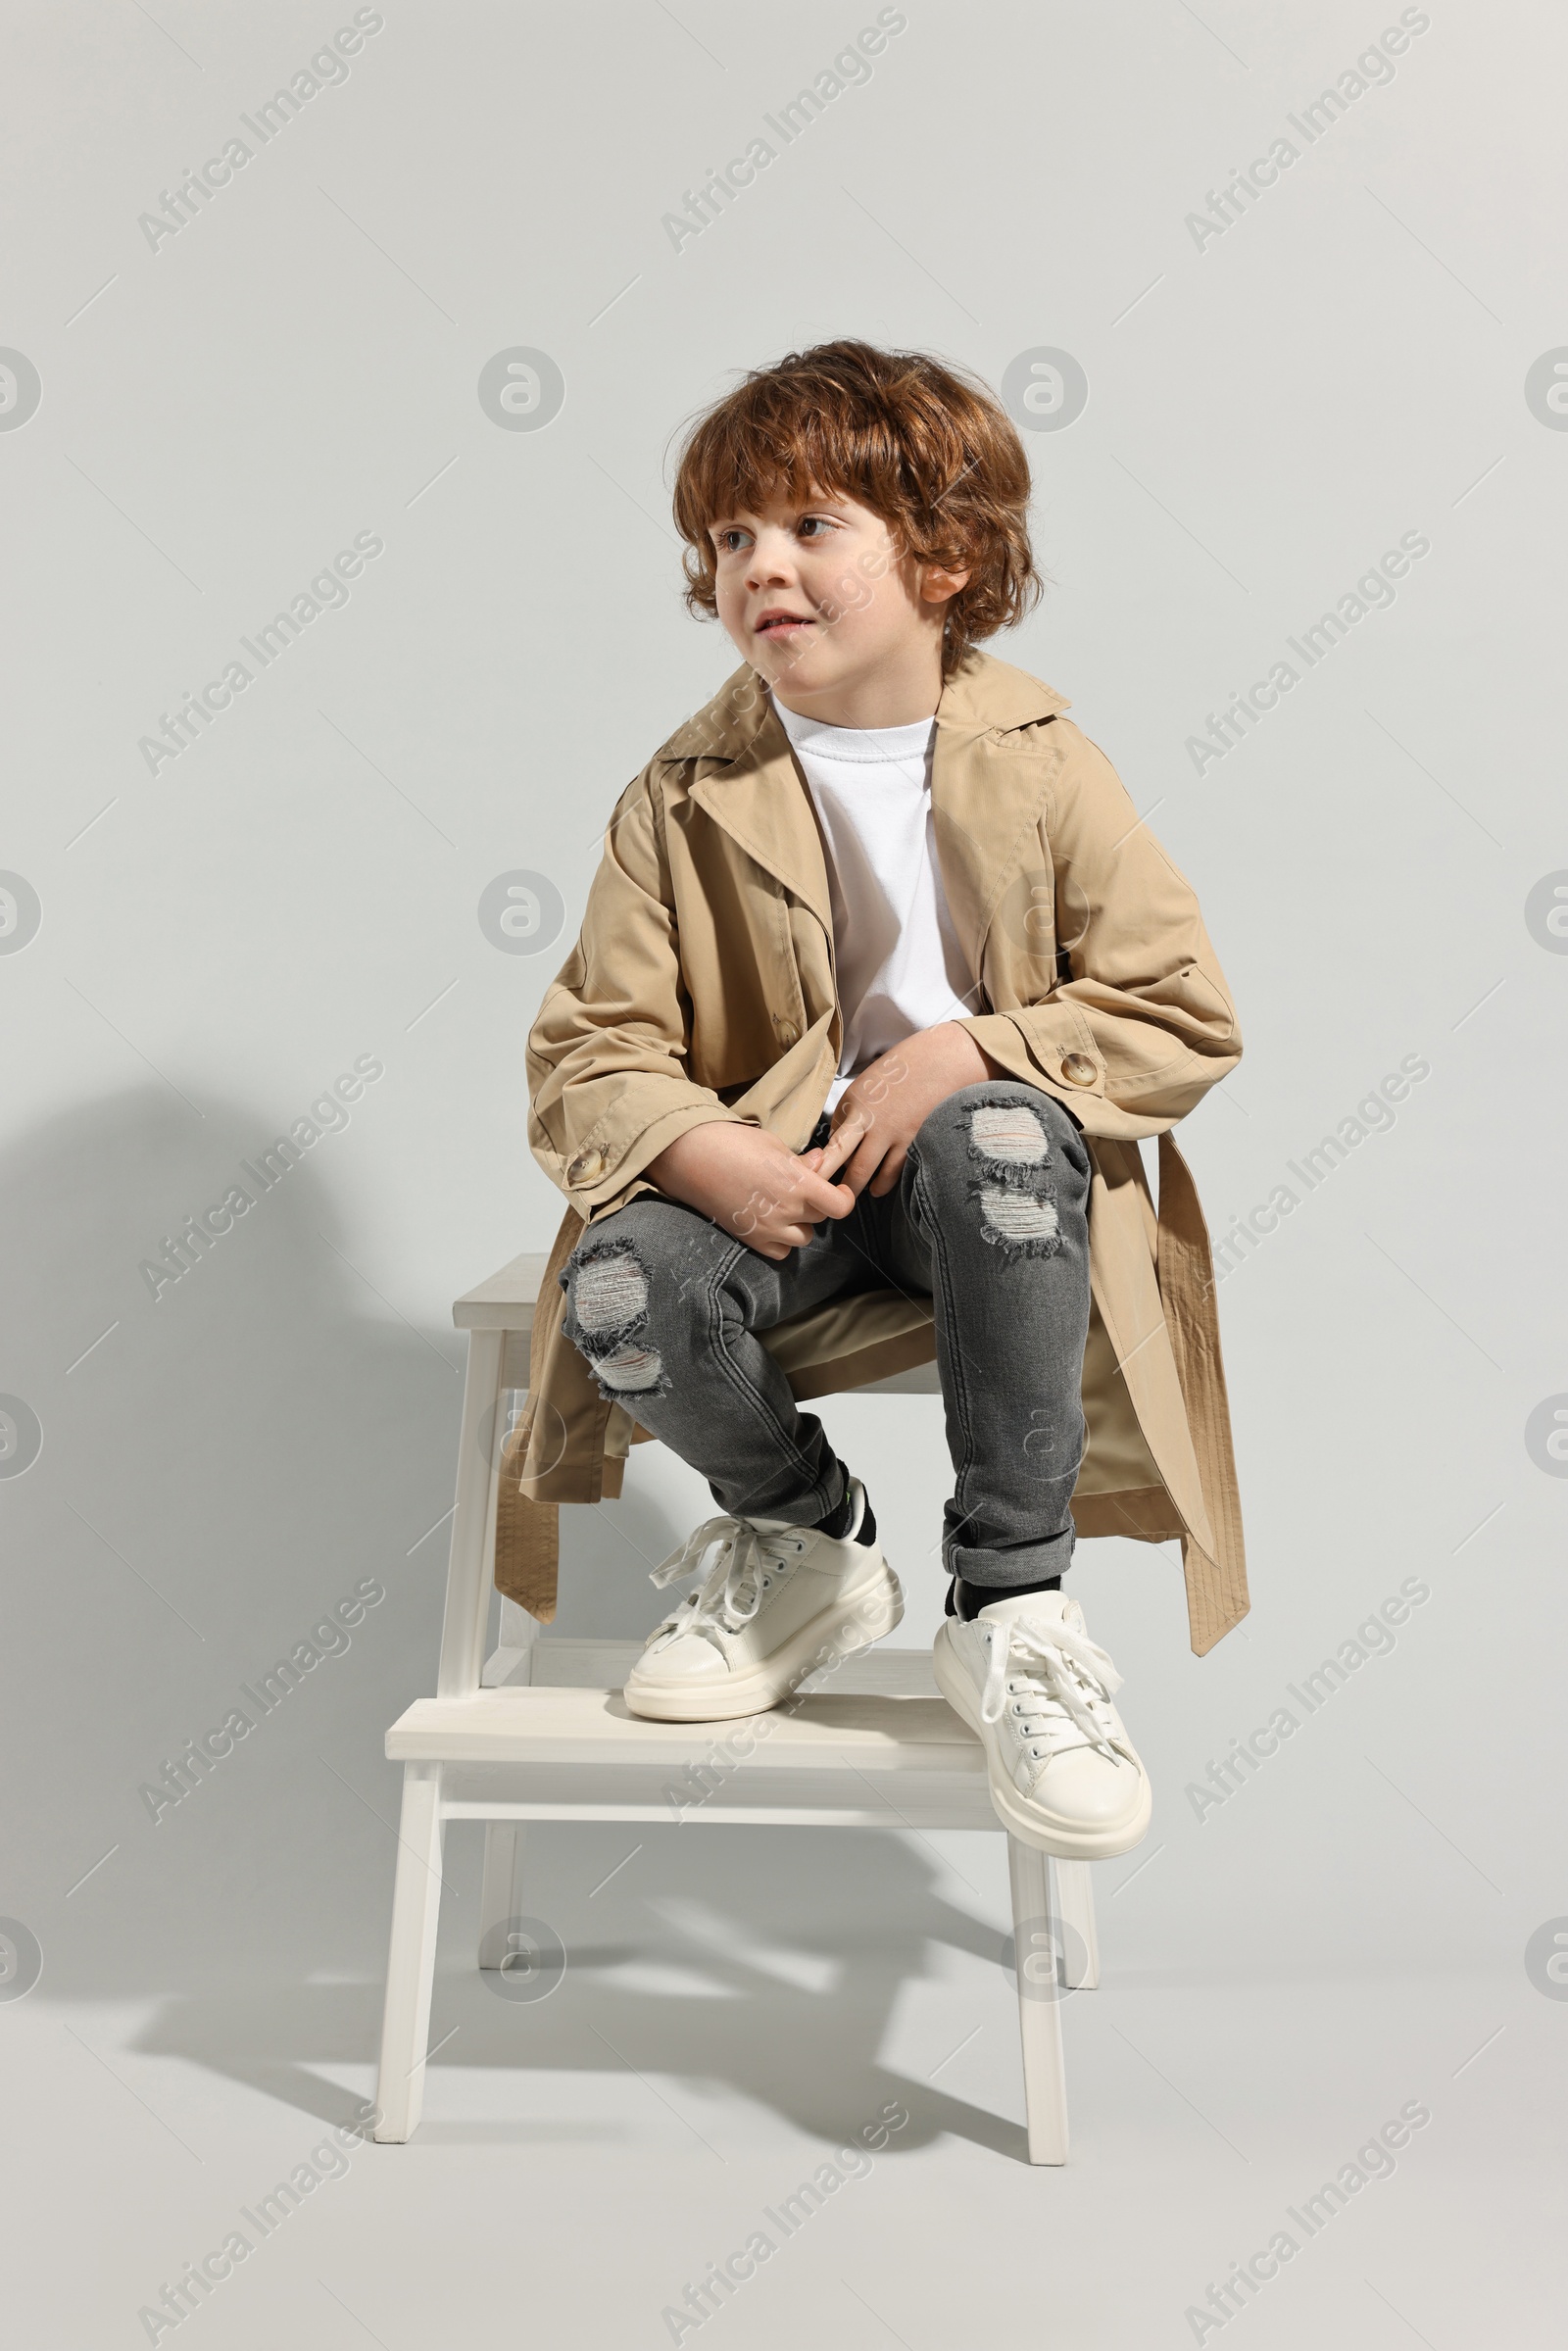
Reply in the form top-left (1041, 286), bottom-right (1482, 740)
top-left (714, 527), bottom-right (750, 555)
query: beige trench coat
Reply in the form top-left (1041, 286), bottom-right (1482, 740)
top-left (510, 649), bottom-right (1248, 1655)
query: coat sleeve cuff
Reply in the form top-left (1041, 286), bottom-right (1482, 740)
top-left (558, 1100), bottom-right (744, 1212)
top-left (956, 1012), bottom-right (1236, 1139)
top-left (956, 1011), bottom-right (1104, 1111)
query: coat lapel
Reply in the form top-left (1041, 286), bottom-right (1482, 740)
top-left (928, 658), bottom-right (1069, 986)
top-left (665, 652), bottom-right (1069, 966)
top-left (669, 670), bottom-right (835, 935)
top-left (688, 720), bottom-right (837, 938)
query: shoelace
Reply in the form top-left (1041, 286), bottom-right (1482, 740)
top-left (979, 1610), bottom-right (1125, 1763)
top-left (645, 1514), bottom-right (808, 1648)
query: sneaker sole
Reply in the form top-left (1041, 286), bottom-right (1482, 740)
top-left (931, 1624), bottom-right (1152, 1859)
top-left (622, 1555), bottom-right (905, 1723)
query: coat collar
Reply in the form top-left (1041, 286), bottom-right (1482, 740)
top-left (659, 650), bottom-right (1073, 969)
top-left (660, 646), bottom-right (1069, 762)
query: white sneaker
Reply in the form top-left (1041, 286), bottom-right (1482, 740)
top-left (622, 1477), bottom-right (903, 1723)
top-left (932, 1590), bottom-right (1152, 1857)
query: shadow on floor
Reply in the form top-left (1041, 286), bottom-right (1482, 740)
top-left (130, 1819), bottom-right (1042, 2161)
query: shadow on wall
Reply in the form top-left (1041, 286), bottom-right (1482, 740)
top-left (0, 1078), bottom-right (683, 2012)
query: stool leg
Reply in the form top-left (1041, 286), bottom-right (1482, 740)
top-left (1007, 1834), bottom-right (1069, 2165)
top-left (478, 1825), bottom-right (524, 1967)
top-left (436, 1329), bottom-right (506, 1699)
top-left (373, 1763), bottom-right (445, 2143)
top-left (1054, 1858), bottom-right (1100, 1988)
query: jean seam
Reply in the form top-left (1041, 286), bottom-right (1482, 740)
top-left (909, 1154), bottom-right (976, 1576)
top-left (703, 1235), bottom-right (835, 1518)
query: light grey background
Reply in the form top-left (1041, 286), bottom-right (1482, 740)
top-left (2, 2), bottom-right (1564, 2344)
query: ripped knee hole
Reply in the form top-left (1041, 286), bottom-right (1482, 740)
top-left (965, 1102), bottom-right (1063, 1257)
top-left (568, 1244), bottom-right (672, 1397)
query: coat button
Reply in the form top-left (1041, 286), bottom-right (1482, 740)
top-left (776, 1020), bottom-right (799, 1046)
top-left (567, 1148), bottom-right (605, 1184)
top-left (1060, 1053), bottom-right (1098, 1087)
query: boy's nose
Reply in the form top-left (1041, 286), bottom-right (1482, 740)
top-left (748, 531), bottom-right (797, 581)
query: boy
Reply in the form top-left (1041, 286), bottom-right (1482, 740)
top-left (521, 340), bottom-right (1246, 1858)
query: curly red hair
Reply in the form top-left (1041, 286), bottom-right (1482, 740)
top-left (669, 339), bottom-right (1043, 680)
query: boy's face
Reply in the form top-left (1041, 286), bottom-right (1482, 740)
top-left (706, 482), bottom-right (969, 718)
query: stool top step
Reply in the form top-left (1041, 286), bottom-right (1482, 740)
top-left (453, 1249), bottom-right (549, 1330)
top-left (386, 1685), bottom-right (983, 1769)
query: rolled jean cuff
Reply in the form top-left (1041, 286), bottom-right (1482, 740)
top-left (944, 1521), bottom-right (1076, 1589)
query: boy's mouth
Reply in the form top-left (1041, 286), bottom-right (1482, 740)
top-left (754, 609), bottom-right (815, 638)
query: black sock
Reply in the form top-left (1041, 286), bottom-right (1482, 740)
top-left (810, 1468), bottom-right (874, 1545)
top-left (945, 1572), bottom-right (1061, 1621)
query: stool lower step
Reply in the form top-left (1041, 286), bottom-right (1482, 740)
top-left (370, 1307), bottom-right (1099, 2163)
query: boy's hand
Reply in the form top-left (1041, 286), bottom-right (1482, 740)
top-left (802, 1022), bottom-right (999, 1199)
top-left (644, 1120), bottom-right (860, 1261)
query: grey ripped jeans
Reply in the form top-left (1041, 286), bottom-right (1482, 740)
top-left (559, 1081), bottom-right (1093, 1591)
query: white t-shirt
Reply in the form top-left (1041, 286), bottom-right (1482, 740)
top-left (772, 693), bottom-right (978, 1111)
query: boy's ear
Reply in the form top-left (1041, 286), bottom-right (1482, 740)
top-left (920, 560), bottom-right (972, 606)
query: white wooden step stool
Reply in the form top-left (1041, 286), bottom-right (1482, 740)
top-left (372, 1252), bottom-right (1100, 2161)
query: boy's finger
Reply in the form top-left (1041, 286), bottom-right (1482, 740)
top-left (813, 1110), bottom-right (867, 1181)
top-left (837, 1131), bottom-right (890, 1198)
top-left (760, 1218), bottom-right (818, 1256)
top-left (867, 1143), bottom-right (907, 1198)
top-left (796, 1168), bottom-right (857, 1220)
